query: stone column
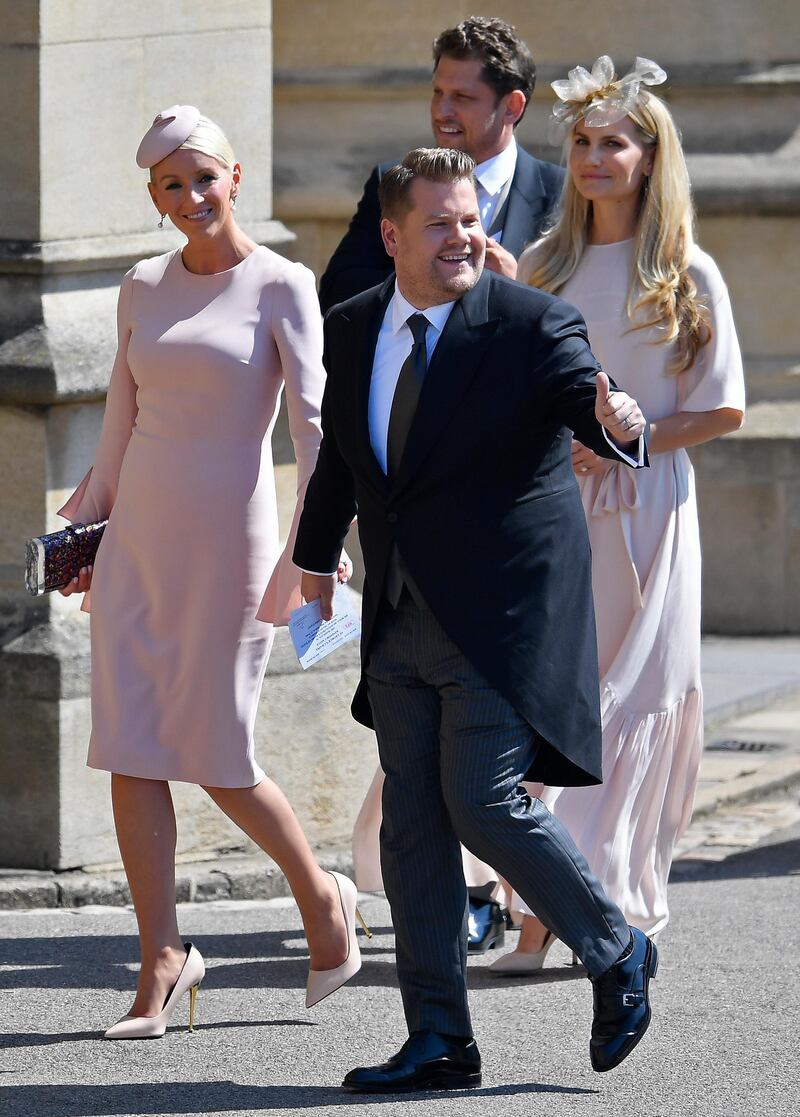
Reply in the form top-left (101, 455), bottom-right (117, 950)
top-left (0, 1), bottom-right (340, 871)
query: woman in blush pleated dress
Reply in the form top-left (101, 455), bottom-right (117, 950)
top-left (490, 58), bottom-right (745, 974)
top-left (60, 107), bottom-right (365, 1034)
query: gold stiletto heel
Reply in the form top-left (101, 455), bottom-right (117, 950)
top-left (103, 942), bottom-right (206, 1040)
top-left (355, 907), bottom-right (373, 938)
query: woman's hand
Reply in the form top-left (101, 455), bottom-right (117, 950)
top-left (58, 564), bottom-right (93, 596)
top-left (337, 550), bottom-right (353, 584)
top-left (572, 440), bottom-right (614, 478)
top-left (484, 238), bottom-right (518, 279)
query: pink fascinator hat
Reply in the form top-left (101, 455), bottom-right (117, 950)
top-left (136, 105), bottom-right (201, 168)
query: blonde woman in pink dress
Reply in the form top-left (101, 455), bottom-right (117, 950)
top-left (490, 58), bottom-right (745, 974)
top-left (60, 107), bottom-right (364, 1034)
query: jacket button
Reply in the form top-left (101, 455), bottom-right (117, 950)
top-left (386, 512), bottom-right (398, 524)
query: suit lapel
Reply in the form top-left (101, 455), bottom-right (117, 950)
top-left (503, 150), bottom-right (547, 258)
top-left (393, 272), bottom-right (499, 491)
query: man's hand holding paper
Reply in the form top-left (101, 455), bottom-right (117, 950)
top-left (290, 582), bottom-right (361, 669)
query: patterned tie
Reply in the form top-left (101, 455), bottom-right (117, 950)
top-left (386, 313), bottom-right (429, 479)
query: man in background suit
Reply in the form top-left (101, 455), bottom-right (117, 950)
top-left (297, 149), bottom-right (659, 1093)
top-left (319, 15), bottom-right (564, 313)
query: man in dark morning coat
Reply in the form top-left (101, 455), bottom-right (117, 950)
top-left (318, 15), bottom-right (564, 314)
top-left (296, 149), bottom-right (659, 1093)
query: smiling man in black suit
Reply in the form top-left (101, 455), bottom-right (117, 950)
top-left (318, 15), bottom-right (564, 313)
top-left (296, 148), bottom-right (659, 1093)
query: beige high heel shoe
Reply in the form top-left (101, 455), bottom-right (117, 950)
top-left (104, 942), bottom-right (205, 1039)
top-left (305, 871), bottom-right (371, 1008)
top-left (488, 930), bottom-right (558, 975)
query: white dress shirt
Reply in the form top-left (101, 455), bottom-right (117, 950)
top-left (300, 286), bottom-right (455, 576)
top-left (474, 139), bottom-right (518, 241)
top-left (368, 284), bottom-right (456, 474)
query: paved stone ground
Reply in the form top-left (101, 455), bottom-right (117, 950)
top-left (671, 690), bottom-right (800, 863)
top-left (676, 793), bottom-right (800, 861)
top-left (1, 817), bottom-right (799, 1117)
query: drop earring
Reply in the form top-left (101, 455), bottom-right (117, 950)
top-left (158, 214), bottom-right (166, 229)
top-left (230, 196), bottom-right (237, 210)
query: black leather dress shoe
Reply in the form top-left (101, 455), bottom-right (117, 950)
top-left (467, 898), bottom-right (505, 953)
top-left (590, 927), bottom-right (658, 1072)
top-left (342, 1031), bottom-right (482, 1093)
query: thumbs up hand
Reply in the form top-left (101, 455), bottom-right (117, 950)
top-left (595, 371), bottom-right (645, 445)
top-left (595, 370), bottom-right (612, 410)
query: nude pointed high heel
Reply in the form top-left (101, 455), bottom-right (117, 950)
top-left (487, 931), bottom-right (557, 976)
top-left (104, 942), bottom-right (205, 1039)
top-left (305, 871), bottom-right (371, 1009)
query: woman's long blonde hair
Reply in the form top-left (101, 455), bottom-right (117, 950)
top-left (526, 92), bottom-right (709, 373)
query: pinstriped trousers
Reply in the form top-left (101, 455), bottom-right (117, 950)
top-left (365, 590), bottom-right (631, 1038)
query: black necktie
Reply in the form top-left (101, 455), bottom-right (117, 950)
top-left (387, 313), bottom-right (429, 479)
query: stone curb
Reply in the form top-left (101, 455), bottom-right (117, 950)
top-left (0, 851), bottom-right (353, 913)
top-left (691, 755), bottom-right (800, 820)
top-left (704, 680), bottom-right (800, 732)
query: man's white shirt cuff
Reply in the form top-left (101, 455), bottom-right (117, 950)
top-left (603, 427), bottom-right (645, 467)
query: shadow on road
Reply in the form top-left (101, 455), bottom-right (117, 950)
top-left (0, 928), bottom-right (398, 994)
top-left (0, 925), bottom-right (590, 999)
top-left (0, 1080), bottom-right (598, 1114)
top-left (0, 1019), bottom-right (316, 1049)
top-left (468, 963), bottom-right (586, 988)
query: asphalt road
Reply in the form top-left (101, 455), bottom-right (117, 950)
top-left (1, 822), bottom-right (798, 1117)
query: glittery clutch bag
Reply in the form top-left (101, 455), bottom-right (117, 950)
top-left (24, 520), bottom-right (108, 596)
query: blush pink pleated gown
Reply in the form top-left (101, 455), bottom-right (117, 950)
top-left (517, 240), bottom-right (746, 934)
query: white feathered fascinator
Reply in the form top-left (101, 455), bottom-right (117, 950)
top-left (549, 55), bottom-right (667, 142)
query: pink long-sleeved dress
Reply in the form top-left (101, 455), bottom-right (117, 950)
top-left (60, 246), bottom-right (324, 787)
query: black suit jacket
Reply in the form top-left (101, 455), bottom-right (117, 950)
top-left (319, 146), bottom-right (564, 314)
top-left (295, 271), bottom-right (646, 787)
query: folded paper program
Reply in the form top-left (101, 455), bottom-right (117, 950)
top-left (288, 583), bottom-right (361, 670)
top-left (550, 55), bottom-right (667, 141)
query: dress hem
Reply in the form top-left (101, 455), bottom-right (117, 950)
top-left (86, 756), bottom-right (267, 789)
